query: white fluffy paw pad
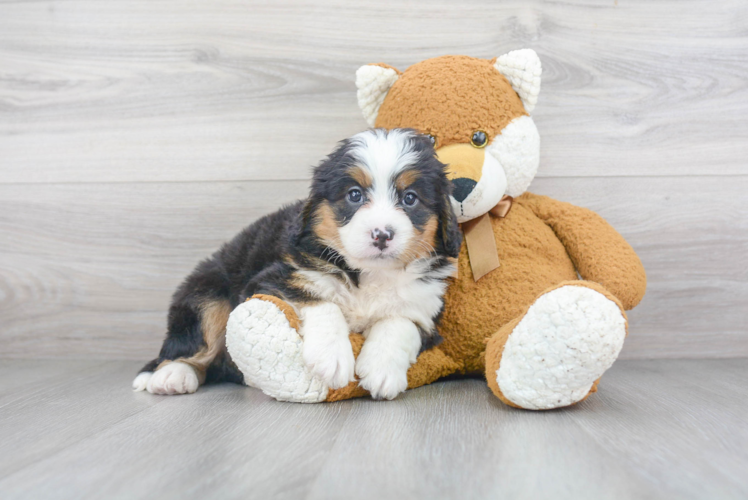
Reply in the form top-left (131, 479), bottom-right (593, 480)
top-left (356, 363), bottom-right (408, 401)
top-left (132, 371), bottom-right (152, 392)
top-left (497, 286), bottom-right (626, 410)
top-left (145, 362), bottom-right (199, 395)
top-left (225, 299), bottom-right (329, 403)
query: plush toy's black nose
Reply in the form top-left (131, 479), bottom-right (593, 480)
top-left (451, 178), bottom-right (477, 203)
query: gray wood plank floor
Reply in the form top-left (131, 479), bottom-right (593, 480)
top-left (0, 359), bottom-right (745, 500)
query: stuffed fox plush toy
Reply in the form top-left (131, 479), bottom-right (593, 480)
top-left (226, 50), bottom-right (647, 410)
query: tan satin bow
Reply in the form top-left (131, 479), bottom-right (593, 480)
top-left (460, 195), bottom-right (513, 281)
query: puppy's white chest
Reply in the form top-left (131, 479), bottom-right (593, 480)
top-left (300, 267), bottom-right (447, 333)
top-left (343, 274), bottom-right (416, 331)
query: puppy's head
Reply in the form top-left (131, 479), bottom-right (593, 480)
top-left (305, 128), bottom-right (461, 270)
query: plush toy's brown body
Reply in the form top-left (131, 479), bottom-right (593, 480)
top-left (227, 52), bottom-right (647, 409)
top-left (317, 193), bottom-right (646, 405)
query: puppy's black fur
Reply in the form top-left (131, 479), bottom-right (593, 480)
top-left (139, 129), bottom-right (461, 385)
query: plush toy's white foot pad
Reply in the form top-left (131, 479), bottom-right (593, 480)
top-left (496, 286), bottom-right (626, 410)
top-left (226, 298), bottom-right (329, 403)
top-left (146, 362), bottom-right (199, 395)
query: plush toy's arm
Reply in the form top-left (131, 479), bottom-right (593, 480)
top-left (520, 193), bottom-right (646, 310)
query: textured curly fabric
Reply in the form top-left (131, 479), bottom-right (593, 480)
top-left (484, 281), bottom-right (628, 409)
top-left (374, 56), bottom-right (527, 148)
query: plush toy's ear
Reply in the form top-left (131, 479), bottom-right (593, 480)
top-left (494, 49), bottom-right (542, 113)
top-left (356, 64), bottom-right (400, 127)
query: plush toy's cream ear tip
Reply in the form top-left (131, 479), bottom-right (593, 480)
top-left (494, 49), bottom-right (542, 113)
top-left (356, 64), bottom-right (399, 127)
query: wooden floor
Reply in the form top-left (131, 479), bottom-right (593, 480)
top-left (0, 359), bottom-right (745, 499)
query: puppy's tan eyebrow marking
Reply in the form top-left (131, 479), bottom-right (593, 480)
top-left (395, 169), bottom-right (421, 191)
top-left (349, 166), bottom-right (373, 189)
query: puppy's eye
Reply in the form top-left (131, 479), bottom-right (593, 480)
top-left (403, 192), bottom-right (418, 207)
top-left (426, 134), bottom-right (437, 147)
top-left (471, 130), bottom-right (488, 148)
top-left (348, 188), bottom-right (363, 203)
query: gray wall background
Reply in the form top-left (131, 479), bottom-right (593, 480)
top-left (1, 0), bottom-right (746, 360)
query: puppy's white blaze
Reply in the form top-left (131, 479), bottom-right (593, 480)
top-left (349, 129), bottom-right (419, 190)
top-left (452, 151), bottom-right (508, 223)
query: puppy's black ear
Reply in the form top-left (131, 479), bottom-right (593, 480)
top-left (295, 139), bottom-right (348, 246)
top-left (291, 198), bottom-right (316, 248)
top-left (437, 194), bottom-right (462, 258)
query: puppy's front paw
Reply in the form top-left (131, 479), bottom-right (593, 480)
top-left (354, 317), bottom-right (420, 400)
top-left (146, 361), bottom-right (199, 395)
top-left (303, 334), bottom-right (355, 390)
top-left (355, 352), bottom-right (409, 400)
top-left (300, 302), bottom-right (355, 390)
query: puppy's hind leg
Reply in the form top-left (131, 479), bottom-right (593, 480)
top-left (135, 296), bottom-right (234, 395)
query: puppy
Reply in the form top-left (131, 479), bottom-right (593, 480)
top-left (132, 128), bottom-right (461, 400)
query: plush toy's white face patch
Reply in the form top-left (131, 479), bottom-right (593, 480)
top-left (436, 115), bottom-right (540, 223)
top-left (486, 115), bottom-right (540, 199)
top-left (448, 150), bottom-right (508, 223)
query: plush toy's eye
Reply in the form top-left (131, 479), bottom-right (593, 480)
top-left (403, 192), bottom-right (418, 207)
top-left (348, 188), bottom-right (363, 203)
top-left (426, 134), bottom-right (437, 147)
top-left (471, 130), bottom-right (488, 148)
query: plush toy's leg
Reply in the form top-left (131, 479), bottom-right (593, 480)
top-left (226, 294), bottom-right (328, 403)
top-left (226, 294), bottom-right (462, 403)
top-left (484, 281), bottom-right (627, 410)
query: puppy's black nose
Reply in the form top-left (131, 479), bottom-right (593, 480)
top-left (371, 227), bottom-right (394, 251)
top-left (451, 178), bottom-right (477, 203)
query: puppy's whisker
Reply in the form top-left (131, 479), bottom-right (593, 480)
top-left (320, 245), bottom-right (344, 266)
top-left (415, 240), bottom-right (436, 257)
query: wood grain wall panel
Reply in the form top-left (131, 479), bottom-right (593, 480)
top-left (1, 0), bottom-right (747, 183)
top-left (0, 176), bottom-right (744, 359)
top-left (1, 0), bottom-right (746, 359)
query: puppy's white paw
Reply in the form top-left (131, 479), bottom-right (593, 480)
top-left (356, 354), bottom-right (409, 400)
top-left (355, 317), bottom-right (421, 400)
top-left (303, 334), bottom-right (355, 390)
top-left (132, 371), bottom-right (152, 392)
top-left (300, 302), bottom-right (355, 390)
top-left (146, 362), bottom-right (199, 395)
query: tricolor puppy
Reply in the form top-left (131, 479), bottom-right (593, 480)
top-left (133, 129), bottom-right (461, 400)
